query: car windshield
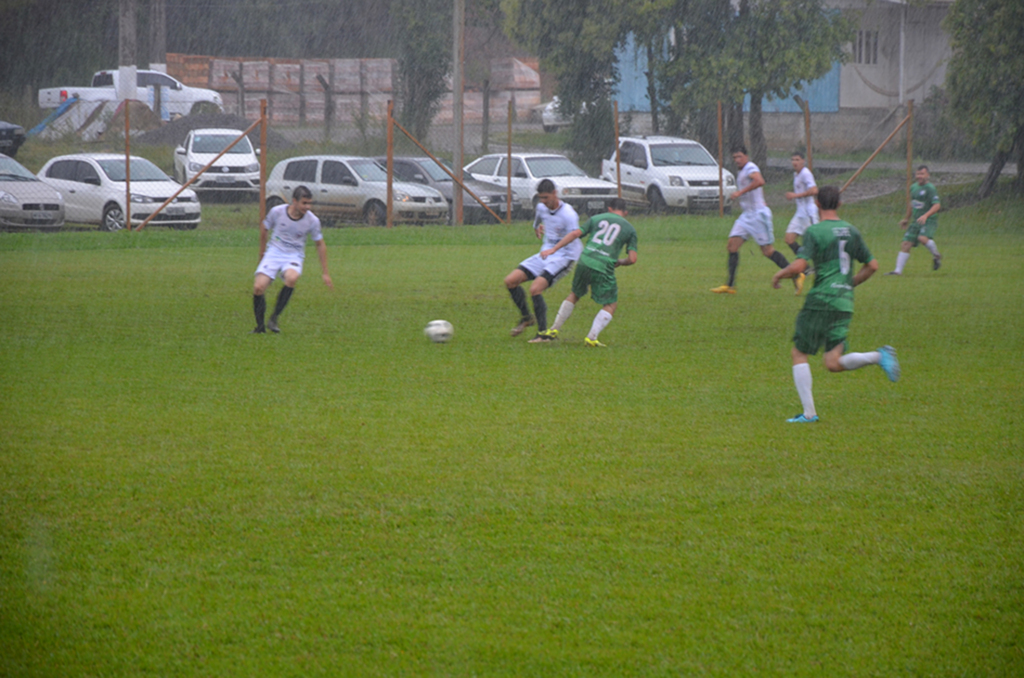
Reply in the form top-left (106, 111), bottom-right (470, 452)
top-left (0, 156), bottom-right (40, 181)
top-left (96, 158), bottom-right (171, 182)
top-left (419, 159), bottom-right (453, 182)
top-left (650, 143), bottom-right (715, 167)
top-left (191, 134), bottom-right (253, 154)
top-left (350, 159), bottom-right (389, 182)
top-left (524, 157), bottom-right (587, 178)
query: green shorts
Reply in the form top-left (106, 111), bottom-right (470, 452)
top-left (792, 307), bottom-right (852, 355)
top-left (903, 220), bottom-right (937, 242)
top-left (571, 263), bottom-right (618, 305)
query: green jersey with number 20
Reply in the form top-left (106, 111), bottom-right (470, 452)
top-left (797, 219), bottom-right (873, 313)
top-left (579, 213), bottom-right (638, 275)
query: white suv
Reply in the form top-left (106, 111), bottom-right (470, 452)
top-left (174, 128), bottom-right (260, 196)
top-left (601, 136), bottom-right (734, 212)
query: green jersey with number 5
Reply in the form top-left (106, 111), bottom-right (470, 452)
top-left (797, 219), bottom-right (873, 313)
top-left (578, 213), bottom-right (638, 275)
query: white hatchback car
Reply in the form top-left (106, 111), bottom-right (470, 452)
top-left (265, 155), bottom-right (447, 226)
top-left (173, 127), bottom-right (260, 196)
top-left (38, 153), bottom-right (201, 231)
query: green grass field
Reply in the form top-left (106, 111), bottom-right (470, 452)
top-left (1, 187), bottom-right (1021, 676)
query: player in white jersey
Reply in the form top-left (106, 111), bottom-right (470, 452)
top-left (784, 151), bottom-right (819, 251)
top-left (711, 146), bottom-right (796, 294)
top-left (503, 179), bottom-right (582, 338)
top-left (251, 186), bottom-right (333, 333)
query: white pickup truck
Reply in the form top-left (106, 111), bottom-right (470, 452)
top-left (38, 70), bottom-right (223, 119)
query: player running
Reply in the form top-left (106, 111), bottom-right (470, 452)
top-left (251, 185), bottom-right (333, 334)
top-left (712, 146), bottom-right (796, 294)
top-left (531, 197), bottom-right (638, 347)
top-left (783, 151), bottom-right (818, 294)
top-left (503, 179), bottom-right (582, 338)
top-left (887, 165), bottom-right (942, 275)
top-left (771, 185), bottom-right (900, 423)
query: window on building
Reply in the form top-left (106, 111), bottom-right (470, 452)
top-left (855, 30), bottom-right (879, 65)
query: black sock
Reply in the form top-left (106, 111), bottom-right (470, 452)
top-left (253, 294), bottom-right (266, 329)
top-left (770, 251), bottom-right (790, 269)
top-left (532, 294), bottom-right (547, 332)
top-left (727, 252), bottom-right (739, 287)
top-left (789, 241), bottom-right (801, 256)
top-left (509, 286), bottom-right (530, 320)
top-left (273, 285), bottom-right (294, 319)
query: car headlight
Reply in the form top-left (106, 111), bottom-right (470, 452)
top-left (394, 192), bottom-right (410, 202)
top-left (560, 187), bottom-right (579, 196)
top-left (479, 195), bottom-right (493, 203)
top-left (131, 194), bottom-right (156, 203)
top-left (188, 162), bottom-right (204, 172)
top-left (669, 176), bottom-right (686, 187)
top-left (725, 175), bottom-right (736, 186)
top-left (0, 191), bottom-right (18, 206)
top-left (245, 163), bottom-right (259, 173)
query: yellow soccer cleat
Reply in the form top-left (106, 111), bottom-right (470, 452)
top-left (584, 337), bottom-right (607, 347)
top-left (710, 285), bottom-right (736, 294)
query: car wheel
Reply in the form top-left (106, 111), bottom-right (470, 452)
top-left (101, 203), bottom-right (126, 232)
top-left (648, 187), bottom-right (667, 214)
top-left (364, 200), bottom-right (386, 226)
top-left (265, 196), bottom-right (284, 211)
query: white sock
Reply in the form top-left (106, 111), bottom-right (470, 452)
top-left (925, 239), bottom-right (940, 256)
top-left (894, 251), bottom-right (910, 273)
top-left (551, 300), bottom-right (575, 331)
top-left (839, 351), bottom-right (880, 371)
top-left (793, 363), bottom-right (816, 418)
top-left (587, 309), bottom-right (613, 340)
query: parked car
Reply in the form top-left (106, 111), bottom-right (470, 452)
top-left (0, 154), bottom-right (64, 231)
top-left (38, 153), bottom-right (201, 231)
top-left (265, 155), bottom-right (448, 226)
top-left (0, 121), bottom-right (27, 158)
top-left (375, 156), bottom-right (509, 224)
top-left (540, 97), bottom-right (574, 133)
top-left (38, 70), bottom-right (223, 120)
top-left (174, 128), bottom-right (260, 196)
top-left (601, 136), bottom-right (735, 213)
top-left (464, 153), bottom-right (623, 217)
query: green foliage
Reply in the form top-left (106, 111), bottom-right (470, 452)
top-left (1, 194), bottom-right (1023, 675)
top-left (393, 0), bottom-right (452, 141)
top-left (943, 0), bottom-right (1024, 154)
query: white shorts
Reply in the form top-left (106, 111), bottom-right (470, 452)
top-left (729, 207), bottom-right (775, 246)
top-left (255, 247), bottom-right (304, 280)
top-left (786, 207), bottom-right (820, 236)
top-left (518, 253), bottom-right (575, 285)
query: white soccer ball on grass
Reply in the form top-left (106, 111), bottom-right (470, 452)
top-left (424, 319), bottom-right (454, 343)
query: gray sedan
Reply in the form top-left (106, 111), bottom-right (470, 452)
top-left (377, 156), bottom-right (510, 224)
top-left (0, 154), bottom-right (64, 231)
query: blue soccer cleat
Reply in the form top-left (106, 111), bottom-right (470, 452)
top-left (787, 413), bottom-right (819, 423)
top-left (878, 345), bottom-right (900, 382)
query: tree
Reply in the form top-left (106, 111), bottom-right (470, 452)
top-left (944, 0), bottom-right (1024, 197)
top-left (392, 0), bottom-right (452, 140)
top-left (732, 0), bottom-right (852, 169)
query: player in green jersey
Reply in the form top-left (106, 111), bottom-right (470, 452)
top-left (887, 165), bottom-right (942, 274)
top-left (772, 185), bottom-right (900, 423)
top-left (531, 198), bottom-right (638, 346)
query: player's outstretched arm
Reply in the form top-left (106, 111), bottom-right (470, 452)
top-left (615, 251), bottom-right (638, 267)
top-left (772, 258), bottom-right (808, 288)
top-left (316, 239), bottom-right (333, 289)
top-left (852, 259), bottom-right (879, 287)
top-left (541, 228), bottom-right (583, 259)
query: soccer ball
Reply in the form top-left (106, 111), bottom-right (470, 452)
top-left (424, 319), bottom-right (454, 343)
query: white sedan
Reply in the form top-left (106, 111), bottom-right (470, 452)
top-left (38, 153), bottom-right (201, 231)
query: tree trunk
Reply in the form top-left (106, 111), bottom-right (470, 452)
top-left (646, 43), bottom-right (659, 134)
top-left (727, 102), bottom-right (744, 154)
top-left (748, 89), bottom-right (768, 171)
top-left (978, 150), bottom-right (1008, 199)
top-left (481, 79), bottom-right (490, 154)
